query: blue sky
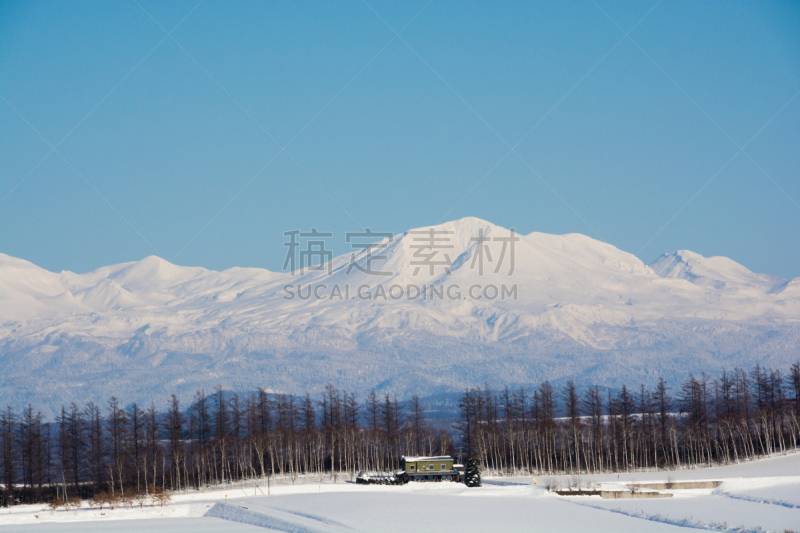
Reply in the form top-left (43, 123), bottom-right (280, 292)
top-left (1, 0), bottom-right (799, 278)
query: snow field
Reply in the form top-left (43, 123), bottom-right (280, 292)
top-left (1, 453), bottom-right (798, 532)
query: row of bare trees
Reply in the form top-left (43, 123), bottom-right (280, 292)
top-left (458, 363), bottom-right (800, 475)
top-left (2, 363), bottom-right (798, 505)
top-left (0, 384), bottom-right (452, 506)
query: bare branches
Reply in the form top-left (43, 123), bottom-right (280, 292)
top-left (1, 361), bottom-right (799, 507)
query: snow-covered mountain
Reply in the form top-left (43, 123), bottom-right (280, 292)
top-left (1, 217), bottom-right (798, 413)
top-left (650, 250), bottom-right (788, 292)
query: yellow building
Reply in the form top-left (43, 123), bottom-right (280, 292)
top-left (399, 456), bottom-right (459, 482)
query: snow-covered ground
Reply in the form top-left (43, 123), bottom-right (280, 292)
top-left (2, 453), bottom-right (799, 532)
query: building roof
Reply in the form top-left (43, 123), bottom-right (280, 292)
top-left (401, 456), bottom-right (453, 462)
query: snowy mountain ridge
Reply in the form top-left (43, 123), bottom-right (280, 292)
top-left (1, 217), bottom-right (798, 412)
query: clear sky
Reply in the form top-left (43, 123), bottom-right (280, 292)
top-left (1, 0), bottom-right (799, 278)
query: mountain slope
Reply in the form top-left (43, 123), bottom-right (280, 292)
top-left (0, 217), bottom-right (797, 413)
top-left (650, 250), bottom-right (786, 291)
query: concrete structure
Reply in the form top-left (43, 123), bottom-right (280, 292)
top-left (601, 490), bottom-right (673, 499)
top-left (626, 480), bottom-right (722, 490)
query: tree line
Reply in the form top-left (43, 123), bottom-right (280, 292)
top-left (1, 363), bottom-right (798, 506)
top-left (0, 384), bottom-right (452, 506)
top-left (458, 363), bottom-right (800, 476)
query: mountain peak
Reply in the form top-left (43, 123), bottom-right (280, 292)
top-left (403, 217), bottom-right (502, 239)
top-left (109, 255), bottom-right (207, 292)
top-left (650, 250), bottom-right (785, 291)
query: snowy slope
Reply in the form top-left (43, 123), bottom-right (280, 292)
top-left (0, 217), bottom-right (798, 411)
top-left (650, 250), bottom-right (786, 291)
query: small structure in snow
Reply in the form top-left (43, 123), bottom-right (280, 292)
top-left (355, 470), bottom-right (402, 485)
top-left (399, 456), bottom-right (460, 483)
